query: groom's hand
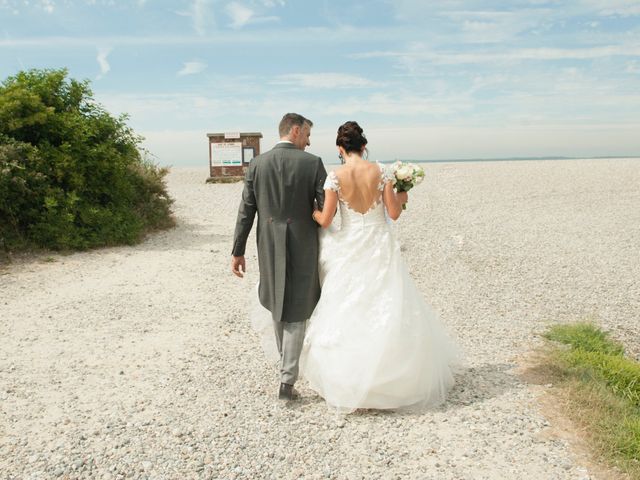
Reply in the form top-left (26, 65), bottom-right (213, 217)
top-left (231, 255), bottom-right (246, 278)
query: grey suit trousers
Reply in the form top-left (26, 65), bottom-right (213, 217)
top-left (272, 319), bottom-right (307, 385)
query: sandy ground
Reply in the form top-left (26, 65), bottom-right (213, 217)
top-left (1, 159), bottom-right (639, 479)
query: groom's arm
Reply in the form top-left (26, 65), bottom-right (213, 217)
top-left (314, 157), bottom-right (328, 211)
top-left (231, 159), bottom-right (257, 259)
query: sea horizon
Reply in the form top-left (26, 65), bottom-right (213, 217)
top-left (371, 155), bottom-right (640, 166)
top-left (169, 155), bottom-right (640, 168)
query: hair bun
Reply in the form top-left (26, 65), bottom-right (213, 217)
top-left (336, 121), bottom-right (367, 154)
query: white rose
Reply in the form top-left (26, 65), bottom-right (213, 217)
top-left (395, 166), bottom-right (413, 181)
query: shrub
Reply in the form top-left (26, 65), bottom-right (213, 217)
top-left (0, 68), bottom-right (174, 252)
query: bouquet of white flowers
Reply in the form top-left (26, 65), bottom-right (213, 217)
top-left (391, 161), bottom-right (425, 209)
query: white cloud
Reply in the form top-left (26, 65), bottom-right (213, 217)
top-left (580, 0), bottom-right (640, 17)
top-left (0, 26), bottom-right (404, 48)
top-left (391, 1), bottom-right (640, 23)
top-left (177, 61), bottom-right (207, 76)
top-left (95, 47), bottom-right (111, 79)
top-left (97, 92), bottom-right (225, 123)
top-left (192, 0), bottom-right (210, 35)
top-left (320, 92), bottom-right (472, 117)
top-left (174, 0), bottom-right (214, 36)
top-left (226, 2), bottom-right (254, 28)
top-left (469, 74), bottom-right (510, 93)
top-left (353, 44), bottom-right (640, 66)
top-left (137, 129), bottom-right (211, 167)
top-left (626, 60), bottom-right (640, 74)
top-left (440, 9), bottom-right (547, 43)
top-left (272, 73), bottom-right (377, 89)
top-left (225, 1), bottom-right (279, 29)
top-left (41, 0), bottom-right (55, 13)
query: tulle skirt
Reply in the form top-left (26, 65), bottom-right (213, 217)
top-left (299, 223), bottom-right (460, 412)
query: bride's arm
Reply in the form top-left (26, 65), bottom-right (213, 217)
top-left (312, 189), bottom-right (338, 228)
top-left (383, 183), bottom-right (408, 220)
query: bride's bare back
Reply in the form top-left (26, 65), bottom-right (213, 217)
top-left (313, 159), bottom-right (407, 228)
top-left (334, 161), bottom-right (384, 214)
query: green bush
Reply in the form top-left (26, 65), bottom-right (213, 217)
top-left (0, 68), bottom-right (174, 251)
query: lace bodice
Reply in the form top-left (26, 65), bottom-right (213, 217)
top-left (324, 163), bottom-right (394, 228)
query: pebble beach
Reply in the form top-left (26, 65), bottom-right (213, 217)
top-left (1, 158), bottom-right (639, 479)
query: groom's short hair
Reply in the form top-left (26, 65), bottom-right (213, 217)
top-left (279, 113), bottom-right (313, 137)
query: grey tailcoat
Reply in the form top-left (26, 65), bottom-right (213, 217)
top-left (232, 143), bottom-right (328, 323)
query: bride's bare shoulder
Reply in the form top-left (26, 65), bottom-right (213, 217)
top-left (363, 161), bottom-right (383, 178)
top-left (333, 165), bottom-right (351, 180)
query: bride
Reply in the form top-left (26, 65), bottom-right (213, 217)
top-left (301, 121), bottom-right (459, 412)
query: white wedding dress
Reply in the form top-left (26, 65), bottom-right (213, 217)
top-left (299, 164), bottom-right (459, 412)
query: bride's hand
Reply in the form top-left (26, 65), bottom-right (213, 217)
top-left (397, 191), bottom-right (408, 204)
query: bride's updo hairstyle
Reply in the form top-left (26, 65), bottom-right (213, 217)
top-left (336, 121), bottom-right (368, 154)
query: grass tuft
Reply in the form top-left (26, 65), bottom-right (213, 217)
top-left (544, 322), bottom-right (625, 356)
top-left (539, 322), bottom-right (640, 478)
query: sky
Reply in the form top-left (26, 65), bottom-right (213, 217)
top-left (1, 0), bottom-right (639, 166)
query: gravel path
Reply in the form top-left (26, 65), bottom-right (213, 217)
top-left (1, 159), bottom-right (639, 479)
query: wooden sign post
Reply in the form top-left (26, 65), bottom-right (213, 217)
top-left (206, 132), bottom-right (262, 182)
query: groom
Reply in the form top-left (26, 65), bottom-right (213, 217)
top-left (231, 113), bottom-right (327, 401)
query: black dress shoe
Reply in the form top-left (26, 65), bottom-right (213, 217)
top-left (278, 383), bottom-right (299, 401)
